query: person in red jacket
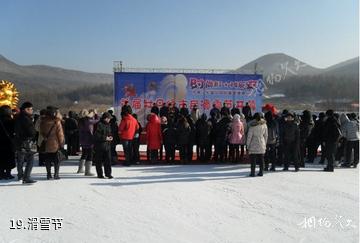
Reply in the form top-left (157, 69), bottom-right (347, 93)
top-left (146, 113), bottom-right (162, 162)
top-left (118, 109), bottom-right (139, 166)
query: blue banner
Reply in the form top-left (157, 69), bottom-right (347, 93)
top-left (114, 72), bottom-right (264, 125)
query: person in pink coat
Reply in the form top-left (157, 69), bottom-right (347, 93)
top-left (228, 114), bottom-right (245, 162)
top-left (146, 113), bottom-right (162, 162)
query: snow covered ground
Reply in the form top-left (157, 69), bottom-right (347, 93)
top-left (0, 157), bottom-right (358, 243)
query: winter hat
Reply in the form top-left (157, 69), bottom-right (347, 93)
top-left (253, 112), bottom-right (262, 121)
top-left (87, 110), bottom-right (95, 118)
top-left (101, 112), bottom-right (112, 120)
top-left (285, 112), bottom-right (295, 118)
top-left (45, 106), bottom-right (58, 118)
top-left (80, 109), bottom-right (89, 118)
top-left (318, 112), bottom-right (325, 119)
top-left (161, 116), bottom-right (167, 124)
top-left (302, 110), bottom-right (312, 122)
top-left (285, 111), bottom-right (294, 117)
top-left (326, 109), bottom-right (334, 117)
top-left (20, 101), bottom-right (33, 111)
top-left (233, 114), bottom-right (240, 121)
top-left (265, 111), bottom-right (273, 122)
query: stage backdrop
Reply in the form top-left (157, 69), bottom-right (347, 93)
top-left (114, 72), bottom-right (264, 125)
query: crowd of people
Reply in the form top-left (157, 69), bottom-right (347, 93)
top-left (0, 102), bottom-right (118, 183)
top-left (0, 100), bottom-right (358, 184)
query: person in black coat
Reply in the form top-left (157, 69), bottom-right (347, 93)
top-left (210, 104), bottom-right (220, 120)
top-left (0, 105), bottom-right (16, 180)
top-left (94, 112), bottom-right (113, 179)
top-left (196, 113), bottom-right (211, 162)
top-left (264, 111), bottom-right (278, 171)
top-left (220, 103), bottom-right (230, 117)
top-left (242, 102), bottom-right (252, 122)
top-left (307, 112), bottom-right (326, 163)
top-left (282, 112), bottom-right (300, 171)
top-left (186, 115), bottom-right (196, 162)
top-left (132, 114), bottom-right (142, 164)
top-left (176, 116), bottom-right (191, 162)
top-left (159, 116), bottom-right (168, 161)
top-left (276, 110), bottom-right (289, 166)
top-left (162, 118), bottom-right (177, 163)
top-left (214, 112), bottom-right (231, 161)
top-left (299, 110), bottom-right (314, 167)
top-left (64, 111), bottom-right (79, 156)
top-left (322, 110), bottom-right (342, 172)
top-left (159, 103), bottom-right (169, 118)
top-left (14, 102), bottom-right (37, 184)
top-left (108, 110), bottom-right (120, 165)
top-left (208, 113), bottom-right (218, 160)
top-left (180, 104), bottom-right (189, 117)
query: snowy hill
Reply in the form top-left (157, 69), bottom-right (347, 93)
top-left (0, 54), bottom-right (112, 92)
top-left (234, 53), bottom-right (322, 76)
top-left (322, 57), bottom-right (359, 77)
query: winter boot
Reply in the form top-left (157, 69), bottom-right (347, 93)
top-left (45, 161), bottom-right (52, 180)
top-left (258, 161), bottom-right (264, 176)
top-left (77, 159), bottom-right (85, 173)
top-left (85, 161), bottom-right (94, 176)
top-left (54, 161), bottom-right (60, 180)
top-left (249, 161), bottom-right (256, 177)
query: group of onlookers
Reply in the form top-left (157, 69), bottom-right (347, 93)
top-left (0, 100), bottom-right (358, 183)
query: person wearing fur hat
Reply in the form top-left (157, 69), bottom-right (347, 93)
top-left (246, 112), bottom-right (268, 176)
top-left (94, 112), bottom-right (113, 178)
top-left (77, 109), bottom-right (99, 175)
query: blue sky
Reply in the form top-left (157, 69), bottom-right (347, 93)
top-left (1, 0), bottom-right (358, 73)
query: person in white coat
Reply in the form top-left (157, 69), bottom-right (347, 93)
top-left (246, 112), bottom-right (268, 177)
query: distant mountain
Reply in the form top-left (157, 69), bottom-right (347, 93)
top-left (0, 54), bottom-right (112, 92)
top-left (234, 53), bottom-right (322, 77)
top-left (233, 53), bottom-right (359, 96)
top-left (321, 57), bottom-right (359, 77)
top-left (0, 53), bottom-right (358, 109)
top-left (234, 53), bottom-right (359, 78)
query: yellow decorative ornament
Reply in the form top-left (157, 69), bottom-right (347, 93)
top-left (0, 80), bottom-right (19, 108)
